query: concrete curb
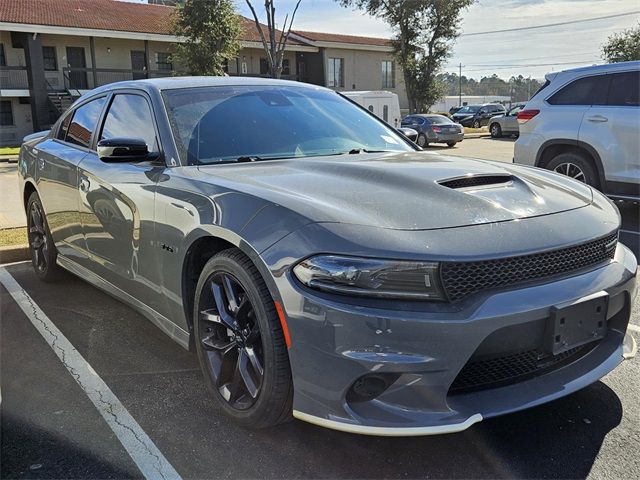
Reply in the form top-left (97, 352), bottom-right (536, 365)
top-left (0, 245), bottom-right (30, 264)
top-left (463, 132), bottom-right (491, 139)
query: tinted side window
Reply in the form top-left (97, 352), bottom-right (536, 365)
top-left (607, 71), bottom-right (640, 106)
top-left (547, 74), bottom-right (609, 105)
top-left (100, 94), bottom-right (158, 154)
top-left (66, 97), bottom-right (106, 148)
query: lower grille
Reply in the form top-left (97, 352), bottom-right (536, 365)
top-left (441, 232), bottom-right (618, 302)
top-left (449, 344), bottom-right (594, 395)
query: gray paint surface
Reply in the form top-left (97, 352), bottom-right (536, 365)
top-left (18, 77), bottom-right (638, 433)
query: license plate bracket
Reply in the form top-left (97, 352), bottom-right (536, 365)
top-left (545, 292), bottom-right (608, 356)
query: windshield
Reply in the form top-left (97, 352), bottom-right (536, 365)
top-left (162, 85), bottom-right (414, 165)
top-left (456, 105), bottom-right (480, 114)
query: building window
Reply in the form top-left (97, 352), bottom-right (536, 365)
top-left (0, 44), bottom-right (5, 66)
top-left (156, 52), bottom-right (173, 71)
top-left (327, 57), bottom-right (344, 87)
top-left (282, 58), bottom-right (290, 76)
top-left (382, 60), bottom-right (395, 88)
top-left (0, 101), bottom-right (14, 126)
top-left (42, 46), bottom-right (57, 71)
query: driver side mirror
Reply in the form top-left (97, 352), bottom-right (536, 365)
top-left (97, 137), bottom-right (150, 162)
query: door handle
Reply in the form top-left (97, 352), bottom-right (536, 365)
top-left (587, 115), bottom-right (608, 123)
top-left (80, 178), bottom-right (90, 192)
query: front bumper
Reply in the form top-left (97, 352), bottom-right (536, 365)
top-left (275, 244), bottom-right (637, 436)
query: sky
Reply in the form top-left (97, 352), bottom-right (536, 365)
top-left (234, 0), bottom-right (639, 80)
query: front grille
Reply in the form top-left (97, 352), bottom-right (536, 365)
top-left (441, 232), bottom-right (618, 302)
top-left (449, 344), bottom-right (593, 394)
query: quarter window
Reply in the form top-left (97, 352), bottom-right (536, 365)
top-left (327, 58), bottom-right (344, 88)
top-left (381, 60), bottom-right (395, 88)
top-left (57, 111), bottom-right (73, 140)
top-left (0, 100), bottom-right (13, 126)
top-left (606, 71), bottom-right (639, 106)
top-left (42, 46), bottom-right (57, 71)
top-left (100, 94), bottom-right (158, 154)
top-left (65, 97), bottom-right (106, 148)
top-left (547, 74), bottom-right (609, 106)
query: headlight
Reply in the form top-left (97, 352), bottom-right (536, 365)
top-left (292, 255), bottom-right (445, 301)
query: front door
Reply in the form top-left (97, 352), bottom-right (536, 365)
top-left (130, 51), bottom-right (147, 80)
top-left (78, 92), bottom-right (164, 313)
top-left (66, 47), bottom-right (87, 89)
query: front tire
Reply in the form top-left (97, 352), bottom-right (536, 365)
top-left (447, 142), bottom-right (457, 148)
top-left (546, 152), bottom-right (599, 188)
top-left (490, 123), bottom-right (502, 138)
top-left (26, 192), bottom-right (60, 282)
top-left (193, 248), bottom-right (293, 428)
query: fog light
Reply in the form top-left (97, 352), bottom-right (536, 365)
top-left (346, 373), bottom-right (399, 403)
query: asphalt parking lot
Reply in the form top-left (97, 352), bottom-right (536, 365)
top-left (1, 259), bottom-right (639, 480)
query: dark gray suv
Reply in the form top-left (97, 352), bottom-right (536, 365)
top-left (18, 77), bottom-right (637, 436)
top-left (452, 103), bottom-right (507, 128)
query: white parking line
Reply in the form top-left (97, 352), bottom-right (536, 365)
top-left (0, 268), bottom-right (182, 480)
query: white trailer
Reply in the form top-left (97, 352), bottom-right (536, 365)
top-left (341, 91), bottom-right (402, 127)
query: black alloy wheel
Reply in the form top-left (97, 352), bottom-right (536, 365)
top-left (27, 192), bottom-right (60, 282)
top-left (198, 272), bottom-right (264, 410)
top-left (194, 249), bottom-right (293, 427)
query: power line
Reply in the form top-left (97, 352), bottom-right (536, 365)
top-left (461, 60), bottom-right (599, 73)
top-left (461, 10), bottom-right (639, 37)
top-left (446, 51), bottom-right (597, 67)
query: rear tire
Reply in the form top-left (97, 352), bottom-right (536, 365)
top-left (472, 119), bottom-right (481, 129)
top-left (490, 123), bottom-right (502, 138)
top-left (546, 152), bottom-right (599, 188)
top-left (193, 248), bottom-right (293, 428)
top-left (26, 192), bottom-right (61, 282)
top-left (416, 134), bottom-right (429, 148)
top-left (447, 142), bottom-right (456, 148)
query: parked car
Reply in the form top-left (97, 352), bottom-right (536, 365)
top-left (488, 104), bottom-right (525, 138)
top-left (449, 105), bottom-right (463, 115)
top-left (401, 114), bottom-right (464, 147)
top-left (514, 61), bottom-right (639, 200)
top-left (19, 77), bottom-right (637, 436)
top-left (452, 103), bottom-right (507, 128)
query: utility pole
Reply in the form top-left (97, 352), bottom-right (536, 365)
top-left (458, 63), bottom-right (463, 107)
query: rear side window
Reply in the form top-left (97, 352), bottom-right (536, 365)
top-left (547, 74), bottom-right (609, 106)
top-left (100, 94), bottom-right (159, 154)
top-left (607, 71), bottom-right (640, 106)
top-left (65, 97), bottom-right (106, 148)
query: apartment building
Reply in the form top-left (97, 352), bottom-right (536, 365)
top-left (0, 0), bottom-right (407, 146)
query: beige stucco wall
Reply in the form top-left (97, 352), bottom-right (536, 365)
top-left (322, 47), bottom-right (408, 109)
top-left (227, 48), bottom-right (297, 76)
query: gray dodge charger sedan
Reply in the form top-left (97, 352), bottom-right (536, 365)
top-left (18, 77), bottom-right (637, 436)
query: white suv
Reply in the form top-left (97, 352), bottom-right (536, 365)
top-left (514, 61), bottom-right (639, 200)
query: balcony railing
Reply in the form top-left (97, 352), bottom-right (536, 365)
top-left (0, 66), bottom-right (29, 90)
top-left (62, 67), bottom-right (175, 91)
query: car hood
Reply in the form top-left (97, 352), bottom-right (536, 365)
top-left (197, 152), bottom-right (592, 231)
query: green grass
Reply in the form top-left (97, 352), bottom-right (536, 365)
top-left (0, 147), bottom-right (20, 155)
top-left (0, 227), bottom-right (28, 247)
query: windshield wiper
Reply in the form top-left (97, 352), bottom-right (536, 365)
top-left (346, 148), bottom-right (393, 154)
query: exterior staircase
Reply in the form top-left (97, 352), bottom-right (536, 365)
top-left (47, 92), bottom-right (75, 123)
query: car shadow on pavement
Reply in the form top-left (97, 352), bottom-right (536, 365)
top-left (267, 381), bottom-right (622, 479)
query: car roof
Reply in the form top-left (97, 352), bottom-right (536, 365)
top-left (556, 60), bottom-right (639, 76)
top-left (84, 76), bottom-right (329, 96)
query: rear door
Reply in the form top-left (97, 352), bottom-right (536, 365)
top-left (578, 69), bottom-right (640, 188)
top-left (35, 96), bottom-right (106, 261)
top-left (78, 91), bottom-right (165, 313)
top-left (543, 73), bottom-right (609, 142)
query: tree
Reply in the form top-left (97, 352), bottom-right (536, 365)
top-left (602, 24), bottom-right (640, 63)
top-left (245, 0), bottom-right (302, 78)
top-left (340, 0), bottom-right (473, 112)
top-left (172, 0), bottom-right (242, 76)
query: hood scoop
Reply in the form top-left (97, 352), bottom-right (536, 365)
top-left (438, 174), bottom-right (513, 190)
